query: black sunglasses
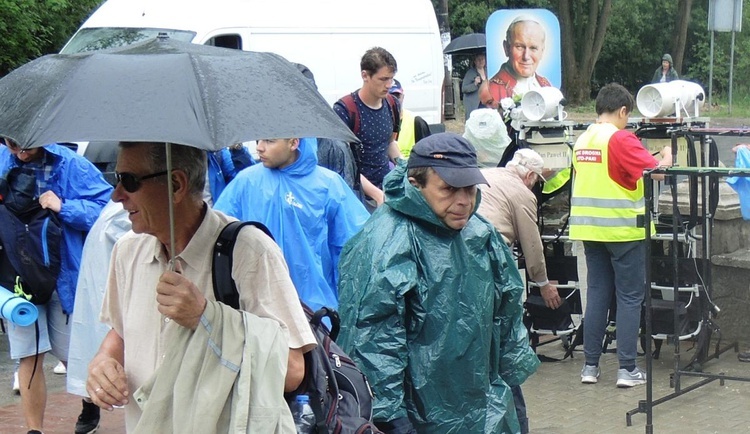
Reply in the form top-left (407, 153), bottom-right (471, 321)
top-left (115, 171), bottom-right (168, 193)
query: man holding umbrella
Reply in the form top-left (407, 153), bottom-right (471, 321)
top-left (87, 142), bottom-right (317, 432)
top-left (0, 36), bottom-right (359, 432)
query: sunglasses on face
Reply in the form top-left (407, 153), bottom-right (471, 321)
top-left (115, 171), bottom-right (168, 193)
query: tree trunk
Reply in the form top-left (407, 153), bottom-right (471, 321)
top-left (557, 0), bottom-right (613, 104)
top-left (436, 0), bottom-right (450, 35)
top-left (671, 0), bottom-right (693, 73)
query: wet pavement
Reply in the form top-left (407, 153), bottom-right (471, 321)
top-left (524, 336), bottom-right (750, 434)
top-left (2, 324), bottom-right (749, 433)
top-left (0, 329), bottom-right (124, 434)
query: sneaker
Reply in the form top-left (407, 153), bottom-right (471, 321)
top-left (616, 366), bottom-right (647, 388)
top-left (27, 430), bottom-right (44, 434)
top-left (581, 364), bottom-right (600, 384)
top-left (738, 350), bottom-right (750, 363)
top-left (75, 399), bottom-right (101, 434)
top-left (53, 361), bottom-right (67, 375)
top-left (12, 371), bottom-right (20, 394)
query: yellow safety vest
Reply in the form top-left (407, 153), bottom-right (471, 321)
top-left (542, 167), bottom-right (571, 195)
top-left (569, 123), bottom-right (654, 242)
top-left (397, 110), bottom-right (416, 158)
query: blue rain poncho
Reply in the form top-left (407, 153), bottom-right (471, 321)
top-left (337, 162), bottom-right (539, 433)
top-left (214, 137), bottom-right (370, 310)
top-left (727, 147), bottom-right (750, 220)
top-left (207, 147), bottom-right (256, 204)
top-left (0, 144), bottom-right (113, 313)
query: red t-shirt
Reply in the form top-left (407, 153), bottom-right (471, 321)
top-left (607, 129), bottom-right (659, 191)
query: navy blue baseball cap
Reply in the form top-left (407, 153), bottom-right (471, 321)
top-left (407, 133), bottom-right (488, 188)
top-left (389, 79), bottom-right (404, 95)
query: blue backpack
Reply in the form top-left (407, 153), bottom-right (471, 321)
top-left (0, 167), bottom-right (62, 305)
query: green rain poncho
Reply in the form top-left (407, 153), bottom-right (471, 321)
top-left (338, 162), bottom-right (539, 434)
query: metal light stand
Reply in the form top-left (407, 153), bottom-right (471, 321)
top-left (517, 116), bottom-right (581, 354)
top-left (626, 126), bottom-right (750, 433)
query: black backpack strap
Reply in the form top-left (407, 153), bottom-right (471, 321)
top-left (211, 220), bottom-right (274, 309)
top-left (339, 93), bottom-right (364, 191)
top-left (385, 93), bottom-right (401, 136)
top-left (310, 306), bottom-right (341, 342)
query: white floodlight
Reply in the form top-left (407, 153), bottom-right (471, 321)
top-left (520, 87), bottom-right (566, 121)
top-left (636, 80), bottom-right (705, 118)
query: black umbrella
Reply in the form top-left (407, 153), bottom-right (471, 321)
top-left (443, 33), bottom-right (486, 56)
top-left (0, 36), bottom-right (357, 150)
top-left (0, 36), bottom-right (360, 261)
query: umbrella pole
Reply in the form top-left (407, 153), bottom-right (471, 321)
top-left (166, 142), bottom-right (176, 269)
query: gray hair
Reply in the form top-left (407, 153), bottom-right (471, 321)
top-left (407, 166), bottom-right (433, 187)
top-left (119, 142), bottom-right (206, 198)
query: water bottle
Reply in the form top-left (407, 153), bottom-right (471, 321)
top-left (292, 394), bottom-right (316, 434)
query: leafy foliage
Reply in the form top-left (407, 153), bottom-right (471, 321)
top-left (441, 0), bottom-right (552, 37)
top-left (0, 0), bottom-right (102, 76)
top-left (592, 0), bottom-right (677, 94)
top-left (3, 0), bottom-right (750, 103)
top-left (438, 0), bottom-right (750, 103)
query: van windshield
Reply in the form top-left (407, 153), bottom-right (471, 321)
top-left (61, 28), bottom-right (196, 54)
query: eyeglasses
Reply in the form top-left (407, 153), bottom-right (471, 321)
top-left (115, 171), bottom-right (168, 193)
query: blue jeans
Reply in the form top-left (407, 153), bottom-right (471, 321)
top-left (582, 240), bottom-right (646, 368)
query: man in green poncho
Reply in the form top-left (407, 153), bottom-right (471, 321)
top-left (337, 132), bottom-right (539, 434)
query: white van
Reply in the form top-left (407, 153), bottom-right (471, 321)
top-left (61, 0), bottom-right (445, 125)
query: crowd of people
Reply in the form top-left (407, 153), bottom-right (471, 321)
top-left (0, 41), bottom-right (683, 434)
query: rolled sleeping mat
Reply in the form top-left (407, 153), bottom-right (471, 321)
top-left (0, 285), bottom-right (38, 326)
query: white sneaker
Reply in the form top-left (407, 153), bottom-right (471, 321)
top-left (53, 361), bottom-right (67, 375)
top-left (12, 371), bottom-right (19, 393)
top-left (616, 366), bottom-right (647, 388)
top-left (580, 364), bottom-right (600, 384)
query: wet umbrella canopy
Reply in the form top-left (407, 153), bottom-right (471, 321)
top-left (0, 35), bottom-right (360, 262)
top-left (443, 33), bottom-right (486, 56)
top-left (0, 36), bottom-right (357, 150)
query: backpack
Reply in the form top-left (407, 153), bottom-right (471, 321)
top-left (339, 92), bottom-right (401, 192)
top-left (339, 92), bottom-right (400, 138)
top-left (212, 220), bottom-right (382, 434)
top-left (0, 167), bottom-right (62, 305)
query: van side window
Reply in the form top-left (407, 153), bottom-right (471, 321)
top-left (206, 34), bottom-right (242, 50)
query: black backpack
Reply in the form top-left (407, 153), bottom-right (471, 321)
top-left (211, 221), bottom-right (381, 434)
top-left (0, 167), bottom-right (62, 305)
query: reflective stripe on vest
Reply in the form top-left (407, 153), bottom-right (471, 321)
top-left (569, 123), bottom-right (653, 242)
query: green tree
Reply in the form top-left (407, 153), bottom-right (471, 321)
top-left (0, 0), bottom-right (102, 76)
top-left (593, 0), bottom-right (676, 93)
top-left (556, 0), bottom-right (614, 104)
top-left (671, 0), bottom-right (694, 73)
top-left (688, 1), bottom-right (750, 99)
